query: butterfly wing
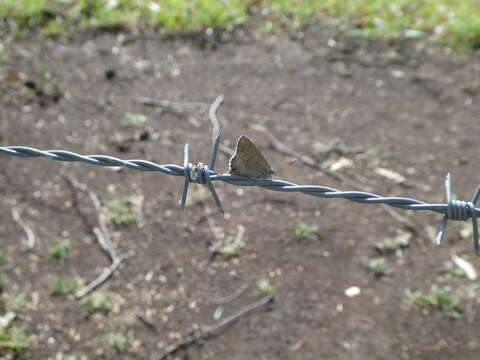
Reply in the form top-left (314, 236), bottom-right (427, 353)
top-left (228, 136), bottom-right (274, 179)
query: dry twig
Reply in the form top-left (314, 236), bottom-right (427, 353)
top-left (137, 313), bottom-right (158, 333)
top-left (62, 175), bottom-right (125, 299)
top-left (138, 97), bottom-right (210, 110)
top-left (205, 284), bottom-right (249, 305)
top-left (11, 207), bottom-right (35, 248)
top-left (157, 294), bottom-right (273, 360)
top-left (75, 257), bottom-right (123, 299)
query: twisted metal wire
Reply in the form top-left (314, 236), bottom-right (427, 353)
top-left (1, 144), bottom-right (480, 255)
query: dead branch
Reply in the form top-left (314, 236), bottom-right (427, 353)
top-left (137, 313), bottom-right (158, 333)
top-left (205, 284), bottom-right (249, 305)
top-left (86, 192), bottom-right (118, 262)
top-left (74, 256), bottom-right (123, 299)
top-left (138, 97), bottom-right (210, 110)
top-left (11, 207), bottom-right (35, 248)
top-left (62, 175), bottom-right (124, 299)
top-left (157, 294), bottom-right (273, 360)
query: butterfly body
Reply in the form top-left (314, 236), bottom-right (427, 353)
top-left (228, 136), bottom-right (275, 179)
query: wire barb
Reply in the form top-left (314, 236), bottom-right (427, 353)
top-left (210, 133), bottom-right (221, 171)
top-left (179, 134), bottom-right (224, 213)
top-left (180, 143), bottom-right (191, 210)
top-left (435, 173), bottom-right (480, 255)
top-left (3, 147), bottom-right (480, 255)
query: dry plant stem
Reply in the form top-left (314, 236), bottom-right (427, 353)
top-left (137, 314), bottom-right (158, 333)
top-left (11, 207), bottom-right (35, 248)
top-left (64, 175), bottom-right (118, 260)
top-left (248, 123), bottom-right (421, 236)
top-left (138, 97), bottom-right (210, 109)
top-left (87, 195), bottom-right (118, 261)
top-left (75, 257), bottom-right (122, 299)
top-left (209, 95), bottom-right (224, 142)
top-left (206, 283), bottom-right (249, 305)
top-left (62, 175), bottom-right (123, 299)
top-left (235, 224), bottom-right (245, 240)
top-left (157, 294), bottom-right (273, 360)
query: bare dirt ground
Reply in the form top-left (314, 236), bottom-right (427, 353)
top-left (1, 25), bottom-right (480, 359)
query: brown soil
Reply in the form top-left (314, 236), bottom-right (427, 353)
top-left (1, 25), bottom-right (480, 359)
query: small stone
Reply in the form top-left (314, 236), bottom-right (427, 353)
top-left (345, 286), bottom-right (361, 297)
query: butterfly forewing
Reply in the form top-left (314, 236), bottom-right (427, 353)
top-left (228, 136), bottom-right (274, 179)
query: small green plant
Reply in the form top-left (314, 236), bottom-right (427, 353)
top-left (352, 148), bottom-right (386, 167)
top-left (255, 279), bottom-right (275, 297)
top-left (0, 43), bottom-right (6, 64)
top-left (106, 330), bottom-right (134, 352)
top-left (218, 239), bottom-right (244, 256)
top-left (376, 232), bottom-right (411, 253)
top-left (0, 312), bottom-right (30, 352)
top-left (0, 251), bottom-right (8, 271)
top-left (218, 234), bottom-right (245, 256)
top-left (365, 257), bottom-right (389, 278)
top-left (0, 326), bottom-right (30, 352)
top-left (176, 267), bottom-right (184, 277)
top-left (50, 277), bottom-right (80, 296)
top-left (290, 223), bottom-right (321, 240)
top-left (49, 239), bottom-right (71, 261)
top-left (105, 197), bottom-right (138, 225)
top-left (81, 291), bottom-right (113, 317)
top-left (121, 113), bottom-right (150, 127)
top-left (2, 0), bottom-right (480, 50)
top-left (2, 293), bottom-right (27, 312)
top-left (405, 285), bottom-right (463, 319)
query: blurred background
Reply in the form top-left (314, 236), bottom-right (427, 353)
top-left (1, 1), bottom-right (480, 359)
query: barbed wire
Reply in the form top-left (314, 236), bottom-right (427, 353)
top-left (1, 141), bottom-right (480, 255)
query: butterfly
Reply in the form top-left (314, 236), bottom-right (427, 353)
top-left (228, 136), bottom-right (275, 179)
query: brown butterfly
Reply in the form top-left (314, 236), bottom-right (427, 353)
top-left (228, 136), bottom-right (275, 179)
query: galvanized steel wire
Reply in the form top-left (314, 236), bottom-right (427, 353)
top-left (1, 143), bottom-right (480, 255)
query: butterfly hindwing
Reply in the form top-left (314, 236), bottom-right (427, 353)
top-left (228, 136), bottom-right (274, 179)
